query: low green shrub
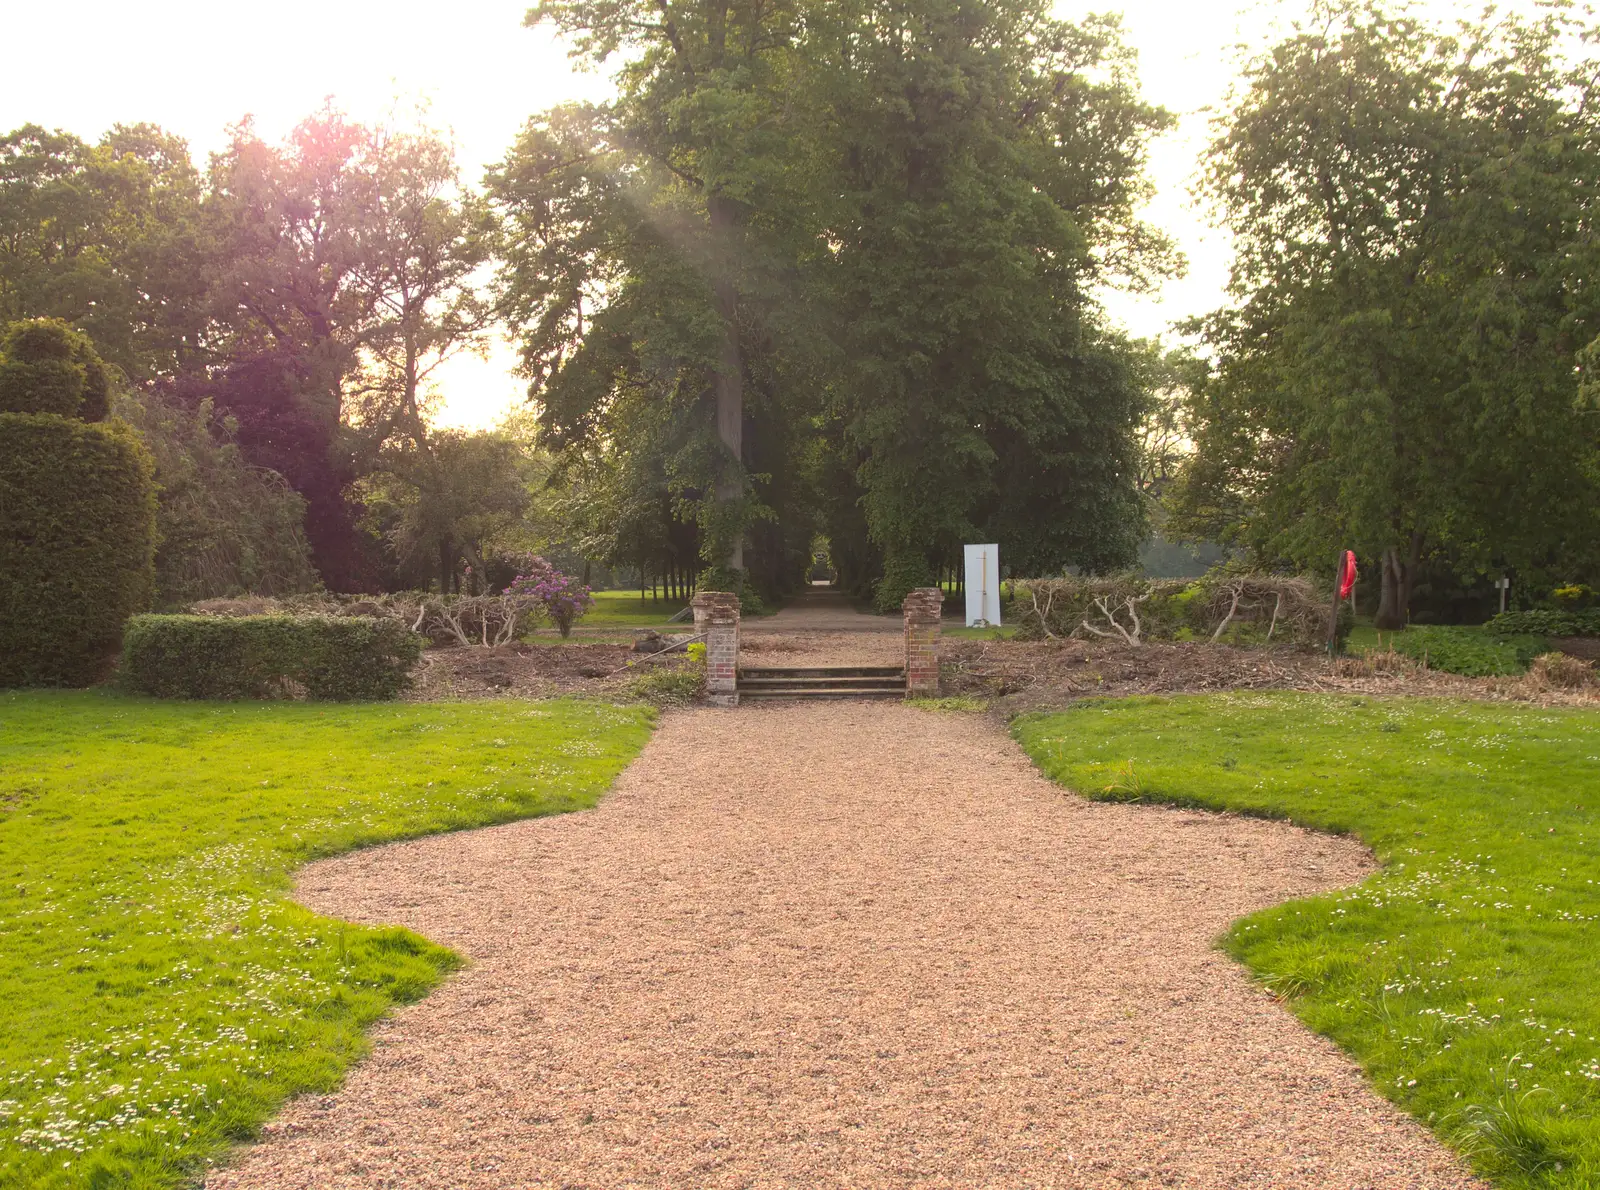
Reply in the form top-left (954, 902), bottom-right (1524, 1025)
top-left (1386, 625), bottom-right (1547, 676)
top-left (625, 663), bottom-right (706, 705)
top-left (120, 615), bottom-right (422, 700)
top-left (1485, 608), bottom-right (1600, 638)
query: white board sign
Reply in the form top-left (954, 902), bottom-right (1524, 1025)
top-left (963, 544), bottom-right (1001, 627)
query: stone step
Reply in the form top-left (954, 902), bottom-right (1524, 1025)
top-left (739, 676), bottom-right (905, 691)
top-left (738, 666), bottom-right (905, 681)
top-left (738, 686), bottom-right (908, 701)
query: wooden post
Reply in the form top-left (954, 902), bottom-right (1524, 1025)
top-left (1327, 549), bottom-right (1343, 657)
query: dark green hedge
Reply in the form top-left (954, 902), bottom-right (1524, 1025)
top-left (120, 615), bottom-right (423, 700)
top-left (0, 413), bottom-right (157, 687)
top-left (0, 319), bottom-right (110, 421)
top-left (1485, 609), bottom-right (1600, 638)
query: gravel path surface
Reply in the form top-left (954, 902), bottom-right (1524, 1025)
top-left (740, 631), bottom-right (903, 667)
top-left (209, 704), bottom-right (1482, 1189)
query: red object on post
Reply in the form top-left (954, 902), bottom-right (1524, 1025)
top-left (1338, 551), bottom-right (1358, 600)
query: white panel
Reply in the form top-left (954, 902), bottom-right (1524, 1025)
top-left (963, 544), bottom-right (1001, 627)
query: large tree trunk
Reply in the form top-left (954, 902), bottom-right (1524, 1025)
top-left (708, 194), bottom-right (743, 575)
top-left (1373, 531), bottom-right (1424, 630)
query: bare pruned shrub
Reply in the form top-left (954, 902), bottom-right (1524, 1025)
top-left (1523, 651), bottom-right (1595, 690)
top-left (1014, 568), bottom-right (1333, 649)
top-left (412, 594), bottom-right (534, 648)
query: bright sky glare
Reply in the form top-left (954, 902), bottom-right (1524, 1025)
top-left (0, 0), bottom-right (1525, 429)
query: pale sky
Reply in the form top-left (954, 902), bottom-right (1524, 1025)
top-left (0, 0), bottom-right (1504, 428)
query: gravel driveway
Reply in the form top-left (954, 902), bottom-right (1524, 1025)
top-left (209, 703), bottom-right (1481, 1189)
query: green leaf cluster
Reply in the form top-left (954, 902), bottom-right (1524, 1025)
top-left (1172, 1), bottom-right (1600, 624)
top-left (493, 0), bottom-right (1172, 607)
top-left (1486, 609), bottom-right (1600, 639)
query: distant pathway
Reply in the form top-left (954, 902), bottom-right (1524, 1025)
top-left (743, 584), bottom-right (900, 635)
top-left (210, 704), bottom-right (1481, 1189)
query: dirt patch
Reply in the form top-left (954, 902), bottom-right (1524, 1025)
top-left (943, 637), bottom-right (1600, 713)
top-left (405, 643), bottom-right (678, 701)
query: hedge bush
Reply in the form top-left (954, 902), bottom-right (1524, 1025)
top-left (1484, 608), bottom-right (1600, 638)
top-left (0, 318), bottom-right (110, 420)
top-left (0, 412), bottom-right (157, 687)
top-left (120, 615), bottom-right (423, 700)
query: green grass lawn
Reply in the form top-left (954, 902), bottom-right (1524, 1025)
top-left (0, 692), bottom-right (653, 1190)
top-left (1016, 693), bottom-right (1600, 1188)
top-left (577, 589), bottom-right (690, 628)
top-left (942, 622), bottom-right (1018, 640)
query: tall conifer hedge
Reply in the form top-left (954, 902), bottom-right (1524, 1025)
top-left (0, 320), bottom-right (156, 687)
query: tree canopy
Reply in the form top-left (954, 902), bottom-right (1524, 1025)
top-left (1171, 0), bottom-right (1600, 625)
top-left (493, 0), bottom-right (1172, 607)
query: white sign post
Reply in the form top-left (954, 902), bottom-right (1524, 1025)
top-left (963, 543), bottom-right (1001, 627)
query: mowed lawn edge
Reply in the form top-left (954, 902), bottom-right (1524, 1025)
top-left (1015, 692), bottom-right (1600, 1190)
top-left (0, 692), bottom-right (655, 1190)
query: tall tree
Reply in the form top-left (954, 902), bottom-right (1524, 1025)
top-left (201, 111), bottom-right (493, 590)
top-left (497, 0), bottom-right (1169, 604)
top-left (1174, 1), bottom-right (1600, 626)
top-left (495, 0), bottom-right (823, 598)
top-left (0, 123), bottom-right (207, 379)
top-left (803, 0), bottom-right (1174, 604)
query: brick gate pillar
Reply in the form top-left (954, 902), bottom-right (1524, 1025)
top-left (692, 591), bottom-right (741, 707)
top-left (902, 587), bottom-right (944, 697)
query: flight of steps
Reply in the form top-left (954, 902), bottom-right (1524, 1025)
top-left (737, 665), bottom-right (907, 701)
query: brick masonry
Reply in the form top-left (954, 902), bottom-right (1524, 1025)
top-left (692, 591), bottom-right (741, 707)
top-left (901, 587), bottom-right (943, 697)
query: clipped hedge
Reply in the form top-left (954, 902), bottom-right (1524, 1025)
top-left (120, 615), bottom-right (423, 700)
top-left (0, 412), bottom-right (157, 687)
top-left (1485, 608), bottom-right (1600, 638)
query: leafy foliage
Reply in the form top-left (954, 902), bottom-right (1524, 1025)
top-left (1381, 626), bottom-right (1549, 678)
top-left (1172, 2), bottom-right (1600, 627)
top-left (495, 0), bottom-right (1167, 608)
top-left (0, 318), bottom-right (109, 420)
top-left (119, 615), bottom-right (423, 700)
top-left (1486, 610), bottom-right (1600, 639)
top-left (115, 390), bottom-right (318, 605)
top-left (0, 124), bottom-right (206, 380)
top-left (506, 556), bottom-right (594, 637)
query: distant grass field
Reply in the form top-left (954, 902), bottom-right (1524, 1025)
top-left (1016, 693), bottom-right (1600, 1188)
top-left (0, 692), bottom-right (653, 1190)
top-left (576, 589), bottom-right (690, 628)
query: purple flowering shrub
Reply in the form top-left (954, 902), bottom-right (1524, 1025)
top-left (506, 557), bottom-right (595, 637)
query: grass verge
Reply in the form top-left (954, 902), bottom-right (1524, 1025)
top-left (1015, 693), bottom-right (1600, 1188)
top-left (0, 691), bottom-right (654, 1190)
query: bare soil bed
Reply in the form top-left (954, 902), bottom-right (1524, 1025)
top-left (210, 704), bottom-right (1480, 1190)
top-left (406, 642), bottom-right (658, 701)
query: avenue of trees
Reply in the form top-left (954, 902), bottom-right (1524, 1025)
top-left (3, 0), bottom-right (1598, 623)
